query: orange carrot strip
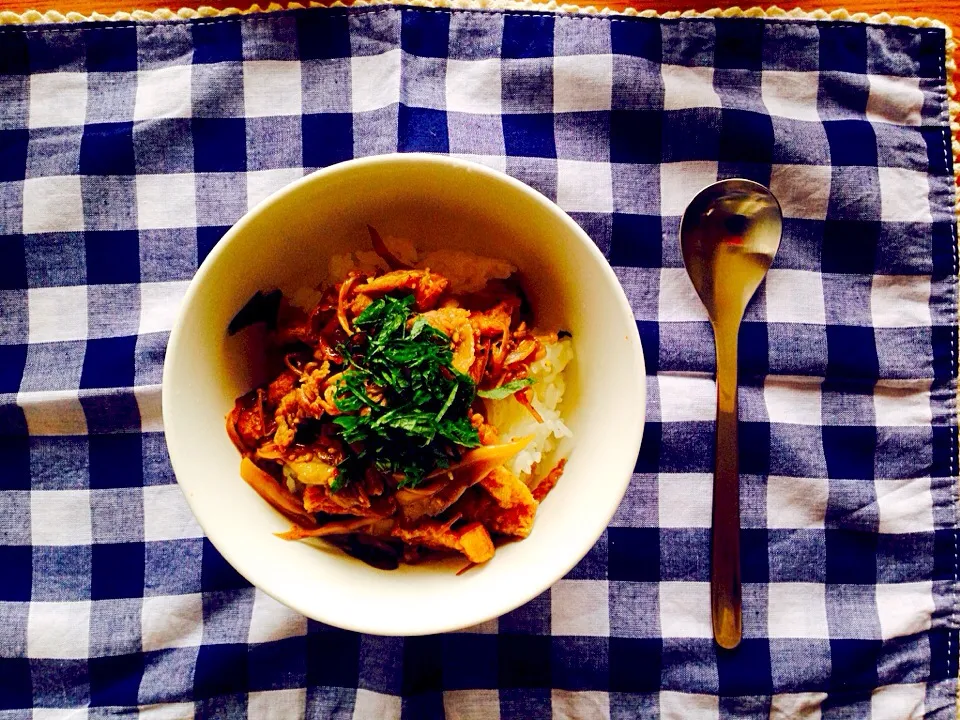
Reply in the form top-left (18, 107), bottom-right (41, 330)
top-left (515, 388), bottom-right (544, 423)
top-left (532, 458), bottom-right (567, 502)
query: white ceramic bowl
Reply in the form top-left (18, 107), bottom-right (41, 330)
top-left (162, 154), bottom-right (645, 636)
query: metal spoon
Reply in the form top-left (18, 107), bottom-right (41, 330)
top-left (679, 179), bottom-right (783, 650)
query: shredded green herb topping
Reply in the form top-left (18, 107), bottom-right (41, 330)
top-left (332, 295), bottom-right (481, 490)
top-left (476, 377), bottom-right (537, 400)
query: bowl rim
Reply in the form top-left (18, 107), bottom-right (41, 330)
top-left (162, 152), bottom-right (646, 635)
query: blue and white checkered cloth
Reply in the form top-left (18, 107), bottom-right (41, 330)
top-left (0, 6), bottom-right (957, 717)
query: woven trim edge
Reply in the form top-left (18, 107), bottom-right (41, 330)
top-left (0, 2), bottom-right (951, 34)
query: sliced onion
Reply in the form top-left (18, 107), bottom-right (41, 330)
top-left (425, 436), bottom-right (532, 481)
top-left (276, 517), bottom-right (381, 540)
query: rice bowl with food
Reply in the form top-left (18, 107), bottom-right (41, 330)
top-left (163, 153), bottom-right (644, 635)
top-left (227, 228), bottom-right (574, 571)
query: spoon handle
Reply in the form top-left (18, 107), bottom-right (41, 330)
top-left (712, 322), bottom-right (742, 650)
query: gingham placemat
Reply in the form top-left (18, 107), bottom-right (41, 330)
top-left (0, 5), bottom-right (957, 718)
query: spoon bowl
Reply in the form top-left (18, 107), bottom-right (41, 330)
top-left (681, 179), bottom-right (784, 321)
top-left (679, 179), bottom-right (782, 649)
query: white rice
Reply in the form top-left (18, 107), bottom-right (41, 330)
top-left (415, 250), bottom-right (515, 294)
top-left (329, 237), bottom-right (515, 294)
top-left (328, 236), bottom-right (419, 282)
top-left (484, 338), bottom-right (574, 479)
